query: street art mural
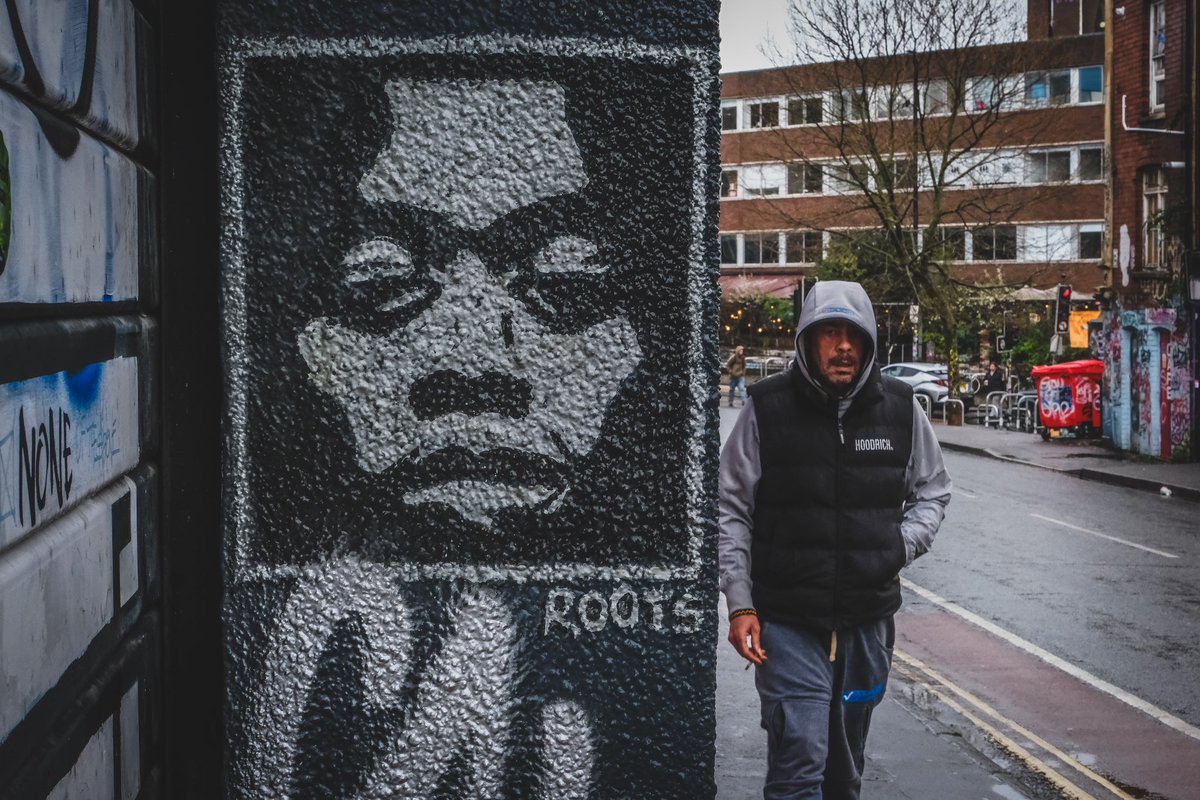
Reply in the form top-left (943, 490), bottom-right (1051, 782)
top-left (221, 18), bottom-right (721, 799)
top-left (1098, 303), bottom-right (1192, 460)
top-left (0, 0), bottom-right (157, 796)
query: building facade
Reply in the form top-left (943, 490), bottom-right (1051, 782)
top-left (718, 14), bottom-right (1106, 361)
top-left (720, 40), bottom-right (1105, 289)
top-left (1097, 0), bottom-right (1195, 461)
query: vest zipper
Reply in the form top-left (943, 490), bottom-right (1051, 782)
top-left (833, 402), bottom-right (843, 628)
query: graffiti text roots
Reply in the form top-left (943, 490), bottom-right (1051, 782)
top-left (543, 586), bottom-right (702, 636)
top-left (17, 406), bottom-right (73, 526)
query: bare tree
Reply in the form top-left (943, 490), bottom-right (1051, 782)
top-left (750, 0), bottom-right (1069, 389)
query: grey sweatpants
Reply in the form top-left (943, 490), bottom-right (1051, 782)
top-left (755, 617), bottom-right (895, 800)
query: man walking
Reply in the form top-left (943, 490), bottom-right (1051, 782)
top-left (719, 281), bottom-right (951, 799)
top-left (727, 345), bottom-right (748, 407)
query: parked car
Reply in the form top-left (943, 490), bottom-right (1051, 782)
top-left (880, 362), bottom-right (949, 403)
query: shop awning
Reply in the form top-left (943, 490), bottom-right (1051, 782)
top-left (719, 275), bottom-right (800, 299)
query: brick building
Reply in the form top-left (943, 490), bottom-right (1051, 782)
top-left (1096, 0), bottom-right (1195, 460)
top-left (718, 5), bottom-right (1106, 360)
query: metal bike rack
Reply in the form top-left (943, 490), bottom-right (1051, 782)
top-left (980, 391), bottom-right (1006, 428)
top-left (943, 397), bottom-right (965, 426)
top-left (914, 393), bottom-right (931, 419)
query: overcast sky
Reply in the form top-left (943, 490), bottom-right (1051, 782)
top-left (718, 1), bottom-right (1029, 74)
top-left (718, 0), bottom-right (791, 74)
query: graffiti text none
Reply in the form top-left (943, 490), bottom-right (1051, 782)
top-left (16, 406), bottom-right (73, 526)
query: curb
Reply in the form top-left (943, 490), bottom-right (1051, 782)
top-left (937, 440), bottom-right (1073, 474)
top-left (1074, 468), bottom-right (1200, 503)
top-left (938, 440), bottom-right (1200, 504)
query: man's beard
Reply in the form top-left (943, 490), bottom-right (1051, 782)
top-left (818, 356), bottom-right (860, 397)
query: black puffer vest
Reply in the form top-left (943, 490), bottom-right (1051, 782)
top-left (748, 365), bottom-right (914, 630)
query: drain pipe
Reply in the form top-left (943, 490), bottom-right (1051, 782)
top-left (1122, 95), bottom-right (1184, 135)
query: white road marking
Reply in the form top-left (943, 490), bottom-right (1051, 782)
top-left (901, 577), bottom-right (1200, 743)
top-left (1030, 513), bottom-right (1180, 559)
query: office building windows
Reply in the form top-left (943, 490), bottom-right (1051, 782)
top-left (721, 105), bottom-right (738, 131)
top-left (787, 163), bottom-right (824, 195)
top-left (786, 96), bottom-right (823, 125)
top-left (973, 225), bottom-right (1017, 261)
top-left (721, 169), bottom-right (738, 198)
top-left (785, 231), bottom-right (823, 263)
top-left (744, 233), bottom-right (780, 264)
top-left (748, 101), bottom-right (779, 128)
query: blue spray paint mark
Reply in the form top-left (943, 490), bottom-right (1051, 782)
top-left (841, 683), bottom-right (885, 704)
top-left (66, 362), bottom-right (103, 408)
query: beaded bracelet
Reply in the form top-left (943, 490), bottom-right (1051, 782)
top-left (729, 608), bottom-right (758, 621)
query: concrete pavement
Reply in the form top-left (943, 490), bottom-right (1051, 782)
top-left (715, 595), bottom-right (1039, 800)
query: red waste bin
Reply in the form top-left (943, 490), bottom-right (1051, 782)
top-left (1031, 359), bottom-right (1103, 439)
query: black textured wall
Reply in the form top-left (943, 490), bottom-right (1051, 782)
top-left (217, 2), bottom-right (722, 797)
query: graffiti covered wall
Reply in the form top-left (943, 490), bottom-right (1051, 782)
top-left (0, 1), bottom-right (158, 797)
top-left (1099, 302), bottom-right (1192, 460)
top-left (219, 2), bottom-right (721, 797)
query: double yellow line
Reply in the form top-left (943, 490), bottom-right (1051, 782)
top-left (893, 649), bottom-right (1135, 800)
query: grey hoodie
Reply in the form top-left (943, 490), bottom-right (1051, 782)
top-left (718, 281), bottom-right (952, 615)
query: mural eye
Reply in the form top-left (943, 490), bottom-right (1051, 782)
top-left (533, 235), bottom-right (602, 276)
top-left (520, 235), bottom-right (612, 328)
top-left (339, 237), bottom-right (438, 329)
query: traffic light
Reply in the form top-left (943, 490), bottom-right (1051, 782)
top-left (1054, 284), bottom-right (1072, 334)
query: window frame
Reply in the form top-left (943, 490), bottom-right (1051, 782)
top-left (721, 104), bottom-right (739, 132)
top-left (785, 230), bottom-right (823, 264)
top-left (972, 225), bottom-right (1018, 262)
top-left (748, 100), bottom-right (780, 129)
top-left (720, 234), bottom-right (739, 264)
top-left (1143, 168), bottom-right (1169, 267)
top-left (720, 169), bottom-right (739, 198)
top-left (787, 163), bottom-right (824, 195)
top-left (743, 232), bottom-right (781, 265)
top-left (1077, 147), bottom-right (1104, 182)
top-left (786, 95), bottom-right (824, 126)
top-left (1150, 1), bottom-right (1167, 112)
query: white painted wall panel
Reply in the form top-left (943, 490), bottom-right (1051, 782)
top-left (0, 479), bottom-right (137, 741)
top-left (0, 0), bottom-right (142, 147)
top-left (0, 356), bottom-right (139, 549)
top-left (0, 87), bottom-right (142, 305)
top-left (47, 717), bottom-right (115, 800)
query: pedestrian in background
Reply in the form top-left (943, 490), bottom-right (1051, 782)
top-left (727, 345), bottom-right (747, 407)
top-left (719, 281), bottom-right (951, 799)
top-left (982, 360), bottom-right (1006, 395)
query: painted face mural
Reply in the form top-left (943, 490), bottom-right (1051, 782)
top-left (223, 36), bottom-right (717, 799)
top-left (230, 47), bottom-right (702, 572)
top-left (297, 78), bottom-right (642, 527)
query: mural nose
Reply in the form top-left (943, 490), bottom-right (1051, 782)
top-left (409, 368), bottom-right (532, 419)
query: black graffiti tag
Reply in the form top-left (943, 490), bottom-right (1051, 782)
top-left (16, 406), bottom-right (73, 526)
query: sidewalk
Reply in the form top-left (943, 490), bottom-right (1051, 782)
top-left (931, 420), bottom-right (1200, 502)
top-left (715, 596), bottom-right (1034, 800)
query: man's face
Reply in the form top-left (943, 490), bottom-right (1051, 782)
top-left (296, 78), bottom-right (641, 527)
top-left (808, 319), bottom-right (868, 391)
top-left (735, 346), bottom-right (743, 355)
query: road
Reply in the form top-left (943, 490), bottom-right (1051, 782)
top-left (716, 403), bottom-right (1200, 799)
top-left (912, 450), bottom-right (1200, 729)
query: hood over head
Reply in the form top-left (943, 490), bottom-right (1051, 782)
top-left (794, 280), bottom-right (878, 399)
